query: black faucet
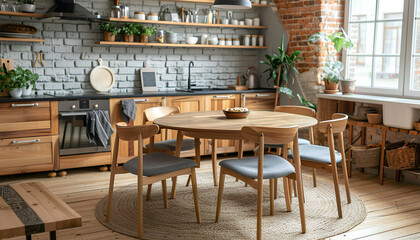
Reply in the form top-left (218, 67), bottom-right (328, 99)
top-left (187, 61), bottom-right (194, 91)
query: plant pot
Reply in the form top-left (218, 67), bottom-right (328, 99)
top-left (140, 35), bottom-right (149, 43)
top-left (22, 84), bottom-right (33, 96)
top-left (124, 34), bottom-right (134, 42)
top-left (324, 79), bottom-right (339, 93)
top-left (9, 88), bottom-right (23, 98)
top-left (21, 4), bottom-right (36, 13)
top-left (340, 79), bottom-right (356, 95)
top-left (104, 32), bottom-right (115, 42)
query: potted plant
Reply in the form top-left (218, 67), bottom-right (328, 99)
top-left (20, 0), bottom-right (36, 13)
top-left (140, 26), bottom-right (156, 43)
top-left (22, 69), bottom-right (39, 96)
top-left (121, 23), bottom-right (137, 42)
top-left (308, 28), bottom-right (353, 93)
top-left (0, 67), bottom-right (39, 98)
top-left (99, 22), bottom-right (120, 42)
top-left (260, 35), bottom-right (302, 101)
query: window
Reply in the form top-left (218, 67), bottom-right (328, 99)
top-left (344, 0), bottom-right (420, 97)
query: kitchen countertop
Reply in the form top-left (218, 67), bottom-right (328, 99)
top-left (0, 88), bottom-right (275, 103)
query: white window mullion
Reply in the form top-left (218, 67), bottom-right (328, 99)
top-left (404, 0), bottom-right (420, 98)
top-left (371, 0), bottom-right (379, 88)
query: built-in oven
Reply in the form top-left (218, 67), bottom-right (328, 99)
top-left (58, 99), bottom-right (111, 156)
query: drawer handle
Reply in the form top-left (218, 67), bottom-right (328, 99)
top-left (213, 95), bottom-right (233, 98)
top-left (12, 139), bottom-right (41, 144)
top-left (255, 94), bottom-right (272, 97)
top-left (11, 103), bottom-right (39, 107)
top-left (134, 99), bottom-right (149, 102)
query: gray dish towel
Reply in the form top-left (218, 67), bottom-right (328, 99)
top-left (86, 110), bottom-right (115, 148)
top-left (120, 99), bottom-right (137, 123)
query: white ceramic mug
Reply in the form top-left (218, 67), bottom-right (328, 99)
top-left (201, 34), bottom-right (208, 44)
top-left (253, 18), bottom-right (260, 26)
top-left (239, 21), bottom-right (245, 25)
top-left (222, 18), bottom-right (229, 24)
top-left (245, 18), bottom-right (253, 26)
top-left (231, 19), bottom-right (238, 25)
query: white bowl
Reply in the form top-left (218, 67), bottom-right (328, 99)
top-left (185, 36), bottom-right (198, 44)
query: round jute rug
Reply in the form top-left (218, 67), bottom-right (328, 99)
top-left (95, 171), bottom-right (366, 240)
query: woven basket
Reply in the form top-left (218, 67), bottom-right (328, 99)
top-left (352, 145), bottom-right (381, 168)
top-left (386, 143), bottom-right (419, 170)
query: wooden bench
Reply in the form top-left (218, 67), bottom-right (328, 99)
top-left (0, 182), bottom-right (82, 240)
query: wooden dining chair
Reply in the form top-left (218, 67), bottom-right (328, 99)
top-left (298, 113), bottom-right (351, 218)
top-left (143, 106), bottom-right (200, 200)
top-left (106, 123), bottom-right (200, 238)
top-left (215, 126), bottom-right (306, 240)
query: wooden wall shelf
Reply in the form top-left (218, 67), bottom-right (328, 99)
top-left (0, 37), bottom-right (44, 42)
top-left (0, 11), bottom-right (44, 18)
top-left (142, 0), bottom-right (269, 7)
top-left (110, 18), bottom-right (268, 29)
top-left (95, 41), bottom-right (267, 49)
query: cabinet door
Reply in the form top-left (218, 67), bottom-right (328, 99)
top-left (110, 97), bottom-right (165, 159)
top-left (241, 92), bottom-right (276, 111)
top-left (166, 95), bottom-right (206, 156)
top-left (205, 94), bottom-right (241, 154)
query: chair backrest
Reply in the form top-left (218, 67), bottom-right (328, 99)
top-left (274, 105), bottom-right (316, 118)
top-left (116, 122), bottom-right (159, 142)
top-left (143, 106), bottom-right (180, 123)
top-left (317, 113), bottom-right (348, 134)
top-left (241, 126), bottom-right (299, 146)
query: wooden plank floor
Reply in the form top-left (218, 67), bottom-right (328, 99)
top-left (1, 156), bottom-right (419, 240)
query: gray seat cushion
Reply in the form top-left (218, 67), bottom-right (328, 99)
top-left (123, 152), bottom-right (197, 177)
top-left (265, 138), bottom-right (311, 149)
top-left (298, 145), bottom-right (342, 164)
top-left (219, 154), bottom-right (295, 179)
top-left (146, 138), bottom-right (197, 152)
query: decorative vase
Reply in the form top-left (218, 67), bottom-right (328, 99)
top-left (9, 88), bottom-right (23, 98)
top-left (140, 35), bottom-right (149, 43)
top-left (21, 4), bottom-right (36, 13)
top-left (104, 32), bottom-right (115, 42)
top-left (340, 79), bottom-right (356, 95)
top-left (22, 84), bottom-right (33, 96)
top-left (324, 79), bottom-right (339, 93)
top-left (124, 34), bottom-right (134, 42)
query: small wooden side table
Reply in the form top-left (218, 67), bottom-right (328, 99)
top-left (0, 182), bottom-right (82, 240)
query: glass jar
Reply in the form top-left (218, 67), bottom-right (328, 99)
top-left (147, 13), bottom-right (159, 21)
top-left (156, 30), bottom-right (165, 43)
top-left (258, 35), bottom-right (264, 46)
top-left (134, 12), bottom-right (146, 20)
top-left (243, 35), bottom-right (250, 46)
top-left (251, 35), bottom-right (257, 46)
top-left (233, 38), bottom-right (240, 46)
top-left (219, 38), bottom-right (225, 45)
top-left (225, 38), bottom-right (232, 46)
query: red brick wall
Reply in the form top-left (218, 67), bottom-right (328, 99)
top-left (274, 0), bottom-right (345, 73)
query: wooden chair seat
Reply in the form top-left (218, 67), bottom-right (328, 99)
top-left (265, 138), bottom-right (311, 148)
top-left (146, 138), bottom-right (197, 152)
top-left (124, 152), bottom-right (197, 176)
top-left (295, 145), bottom-right (342, 164)
top-left (219, 154), bottom-right (295, 179)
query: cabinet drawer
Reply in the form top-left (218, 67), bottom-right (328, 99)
top-left (0, 135), bottom-right (56, 175)
top-left (241, 93), bottom-right (276, 110)
top-left (0, 101), bottom-right (51, 133)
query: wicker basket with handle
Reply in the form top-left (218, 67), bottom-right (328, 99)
top-left (351, 144), bottom-right (381, 168)
top-left (386, 143), bottom-right (420, 170)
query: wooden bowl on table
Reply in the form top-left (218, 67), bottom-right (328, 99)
top-left (367, 113), bottom-right (382, 125)
top-left (223, 107), bottom-right (250, 119)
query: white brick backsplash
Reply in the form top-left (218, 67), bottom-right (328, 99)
top-left (81, 53), bottom-right (100, 60)
top-left (67, 32), bottom-right (79, 38)
top-left (75, 61), bottom-right (93, 67)
top-left (127, 61), bottom-right (144, 67)
top-left (11, 45), bottom-right (31, 52)
top-left (55, 60), bottom-right (74, 68)
top-left (64, 39), bottom-right (83, 46)
top-left (73, 46), bottom-right (92, 53)
top-left (44, 23), bottom-right (62, 31)
top-left (44, 83), bottom-right (63, 90)
top-left (63, 24), bottom-right (77, 31)
top-left (55, 32), bottom-right (66, 38)
top-left (78, 25), bottom-right (91, 32)
top-left (64, 83), bottom-right (81, 89)
top-left (167, 55), bottom-right (181, 61)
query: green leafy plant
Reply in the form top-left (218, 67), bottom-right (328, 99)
top-left (140, 26), bottom-right (156, 36)
top-left (121, 23), bottom-right (138, 36)
top-left (297, 94), bottom-right (317, 112)
top-left (307, 28), bottom-right (353, 84)
top-left (19, 0), bottom-right (34, 4)
top-left (0, 67), bottom-right (39, 91)
top-left (260, 35), bottom-right (302, 98)
top-left (99, 22), bottom-right (120, 36)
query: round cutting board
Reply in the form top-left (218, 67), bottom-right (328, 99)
top-left (90, 58), bottom-right (115, 92)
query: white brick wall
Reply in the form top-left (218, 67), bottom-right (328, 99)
top-left (0, 0), bottom-right (262, 95)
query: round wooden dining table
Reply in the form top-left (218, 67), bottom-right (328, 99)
top-left (154, 110), bottom-right (318, 185)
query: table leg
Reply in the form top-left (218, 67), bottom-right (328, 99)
top-left (379, 129), bottom-right (387, 185)
top-left (212, 139), bottom-right (218, 186)
top-left (50, 231), bottom-right (57, 240)
top-left (348, 124), bottom-right (353, 178)
top-left (26, 235), bottom-right (32, 240)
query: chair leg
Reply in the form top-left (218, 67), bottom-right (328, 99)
top-left (190, 167), bottom-right (201, 223)
top-left (296, 169), bottom-right (306, 233)
top-left (186, 175), bottom-right (191, 187)
top-left (332, 163), bottom-right (343, 218)
top-left (274, 178), bottom-right (278, 199)
top-left (312, 168), bottom-right (317, 187)
top-left (269, 179), bottom-right (274, 216)
top-left (137, 179), bottom-right (144, 238)
top-left (257, 177), bottom-right (263, 240)
top-left (146, 184), bottom-right (152, 201)
top-left (339, 132), bottom-right (351, 204)
top-left (293, 180), bottom-right (297, 197)
top-left (161, 180), bottom-right (168, 208)
top-left (106, 166), bottom-right (116, 222)
top-left (211, 139), bottom-right (218, 186)
top-left (215, 167), bottom-right (226, 222)
top-left (170, 177), bottom-right (177, 199)
top-left (283, 177), bottom-right (291, 212)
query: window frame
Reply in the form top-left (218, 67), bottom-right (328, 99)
top-left (343, 0), bottom-right (414, 98)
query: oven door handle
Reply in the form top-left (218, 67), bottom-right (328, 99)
top-left (59, 112), bottom-right (88, 117)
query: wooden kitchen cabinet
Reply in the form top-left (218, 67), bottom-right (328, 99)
top-left (204, 94), bottom-right (241, 154)
top-left (240, 92), bottom-right (276, 110)
top-left (109, 97), bottom-right (165, 159)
